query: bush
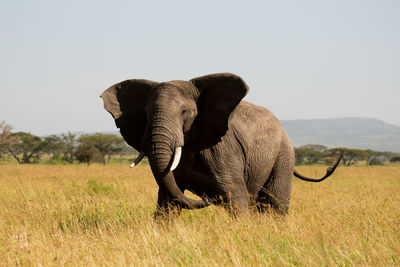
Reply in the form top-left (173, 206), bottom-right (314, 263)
top-left (369, 158), bottom-right (384, 166)
top-left (390, 156), bottom-right (400, 163)
top-left (75, 145), bottom-right (103, 165)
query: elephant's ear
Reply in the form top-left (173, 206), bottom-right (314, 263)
top-left (101, 79), bottom-right (158, 151)
top-left (190, 73), bottom-right (249, 150)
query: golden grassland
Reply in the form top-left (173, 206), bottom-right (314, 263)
top-left (0, 164), bottom-right (399, 266)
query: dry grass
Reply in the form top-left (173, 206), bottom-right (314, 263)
top-left (0, 164), bottom-right (399, 266)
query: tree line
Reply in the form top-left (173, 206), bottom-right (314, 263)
top-left (0, 121), bottom-right (136, 165)
top-left (295, 144), bottom-right (400, 166)
top-left (1, 121), bottom-right (400, 165)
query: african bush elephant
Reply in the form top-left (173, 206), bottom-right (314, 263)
top-left (101, 73), bottom-right (342, 216)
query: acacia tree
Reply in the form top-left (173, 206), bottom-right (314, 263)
top-left (42, 135), bottom-right (66, 161)
top-left (300, 144), bottom-right (328, 152)
top-left (330, 148), bottom-right (368, 166)
top-left (294, 145), bottom-right (326, 165)
top-left (78, 133), bottom-right (125, 165)
top-left (0, 121), bottom-right (19, 157)
top-left (294, 147), bottom-right (309, 165)
top-left (61, 131), bottom-right (77, 163)
top-left (7, 132), bottom-right (44, 163)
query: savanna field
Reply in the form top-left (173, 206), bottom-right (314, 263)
top-left (0, 163), bottom-right (399, 266)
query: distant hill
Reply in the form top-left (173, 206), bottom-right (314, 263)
top-left (281, 118), bottom-right (400, 153)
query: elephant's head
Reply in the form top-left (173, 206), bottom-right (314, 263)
top-left (101, 73), bottom-right (249, 209)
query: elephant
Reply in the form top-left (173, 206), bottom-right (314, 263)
top-left (101, 73), bottom-right (342, 216)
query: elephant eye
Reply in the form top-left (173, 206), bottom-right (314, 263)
top-left (181, 108), bottom-right (190, 117)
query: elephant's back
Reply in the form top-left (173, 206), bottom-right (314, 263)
top-left (231, 101), bottom-right (286, 195)
top-left (235, 101), bottom-right (279, 123)
top-left (232, 101), bottom-right (283, 140)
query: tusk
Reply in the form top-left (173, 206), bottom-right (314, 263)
top-left (129, 152), bottom-right (145, 168)
top-left (170, 147), bottom-right (182, 171)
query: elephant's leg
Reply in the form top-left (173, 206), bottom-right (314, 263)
top-left (221, 178), bottom-right (250, 215)
top-left (257, 143), bottom-right (294, 214)
top-left (154, 186), bottom-right (183, 218)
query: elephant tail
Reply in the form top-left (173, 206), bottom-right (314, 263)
top-left (293, 152), bottom-right (344, 182)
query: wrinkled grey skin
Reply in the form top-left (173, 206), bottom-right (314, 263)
top-left (101, 73), bottom-right (339, 217)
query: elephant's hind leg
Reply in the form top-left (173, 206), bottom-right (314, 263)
top-left (257, 141), bottom-right (294, 214)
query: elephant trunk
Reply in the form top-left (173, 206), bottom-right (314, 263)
top-left (144, 118), bottom-right (208, 210)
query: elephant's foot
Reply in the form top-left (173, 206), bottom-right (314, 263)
top-left (154, 187), bottom-right (183, 219)
top-left (221, 190), bottom-right (251, 216)
top-left (255, 199), bottom-right (289, 215)
top-left (153, 202), bottom-right (182, 219)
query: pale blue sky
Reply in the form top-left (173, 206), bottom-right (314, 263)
top-left (1, 0), bottom-right (399, 135)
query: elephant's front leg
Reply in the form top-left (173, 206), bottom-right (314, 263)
top-left (154, 186), bottom-right (183, 218)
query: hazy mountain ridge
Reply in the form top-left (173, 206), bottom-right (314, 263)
top-left (281, 118), bottom-right (400, 153)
